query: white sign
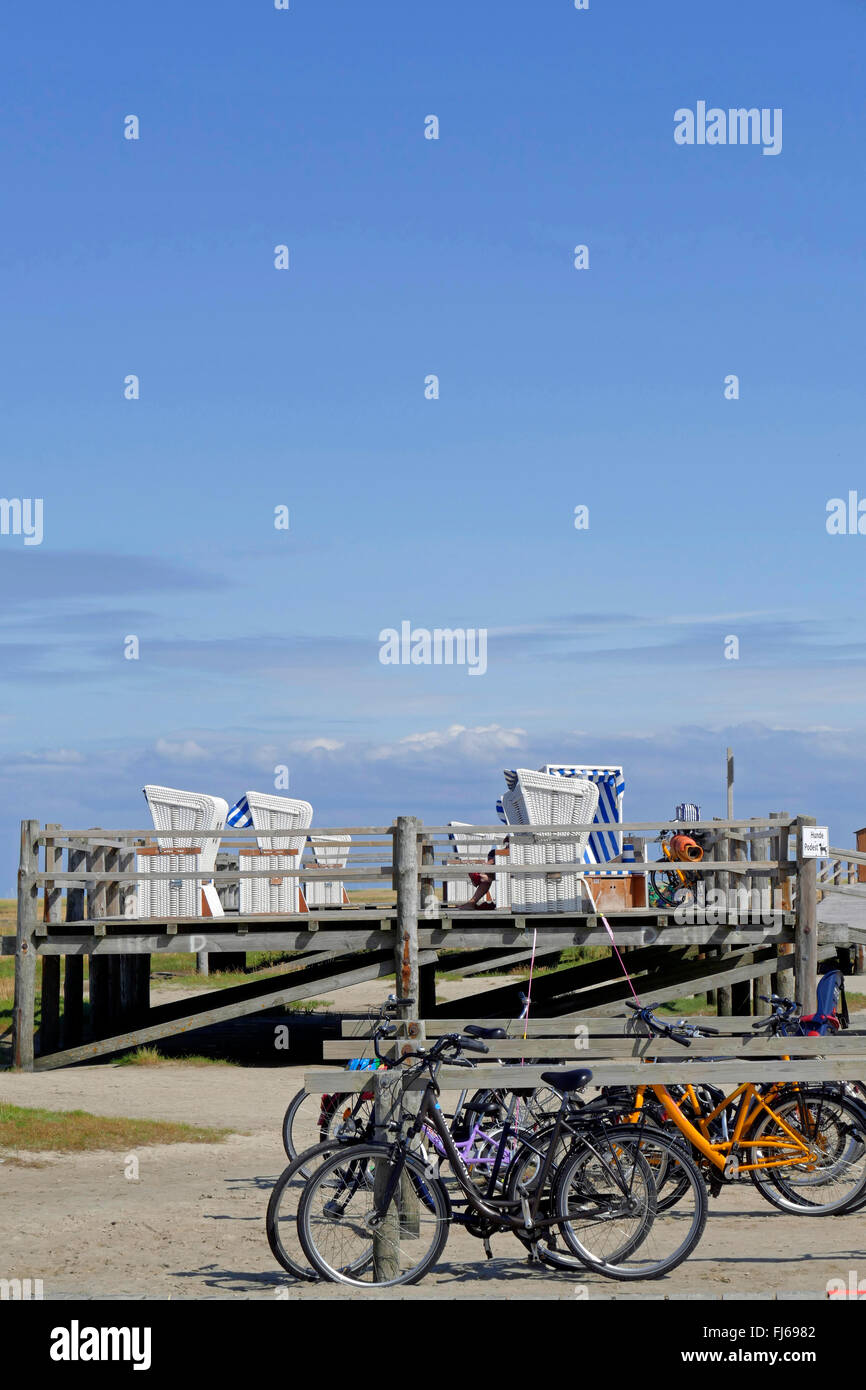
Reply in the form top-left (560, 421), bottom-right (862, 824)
top-left (801, 826), bottom-right (829, 858)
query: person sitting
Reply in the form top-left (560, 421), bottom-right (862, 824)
top-left (457, 842), bottom-right (507, 909)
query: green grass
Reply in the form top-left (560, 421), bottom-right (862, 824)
top-left (0, 1101), bottom-right (229, 1152)
top-left (114, 1047), bottom-right (237, 1067)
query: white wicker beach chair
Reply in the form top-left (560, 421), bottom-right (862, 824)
top-left (240, 792), bottom-right (313, 915)
top-left (500, 770), bottom-right (598, 913)
top-left (447, 822), bottom-right (509, 908)
top-left (304, 834), bottom-right (351, 908)
top-left (137, 785), bottom-right (229, 919)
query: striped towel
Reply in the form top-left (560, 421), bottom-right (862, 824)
top-left (676, 803), bottom-right (701, 822)
top-left (227, 795), bottom-right (253, 828)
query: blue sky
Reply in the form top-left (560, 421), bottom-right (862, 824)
top-left (1, 1), bottom-right (865, 891)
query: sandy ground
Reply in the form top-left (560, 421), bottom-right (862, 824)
top-left (2, 979), bottom-right (865, 1301)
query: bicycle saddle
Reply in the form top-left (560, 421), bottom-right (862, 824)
top-left (463, 1024), bottom-right (507, 1040)
top-left (539, 1067), bottom-right (593, 1094)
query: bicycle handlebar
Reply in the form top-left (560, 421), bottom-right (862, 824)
top-left (624, 999), bottom-right (692, 1047)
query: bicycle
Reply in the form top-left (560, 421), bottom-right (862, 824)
top-left (647, 828), bottom-right (705, 909)
top-left (294, 1031), bottom-right (708, 1287)
top-left (267, 1083), bottom-right (535, 1281)
top-left (615, 1001), bottom-right (866, 1216)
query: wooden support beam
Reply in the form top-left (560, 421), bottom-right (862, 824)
top-left (796, 815), bottom-right (819, 1014)
top-left (730, 834), bottom-right (752, 1015)
top-left (772, 811), bottom-right (795, 1001)
top-left (12, 819), bottom-right (40, 1070)
top-left (566, 946), bottom-right (835, 1018)
top-left (39, 824), bottom-right (62, 1055)
top-left (34, 948), bottom-right (438, 1071)
top-left (63, 843), bottom-right (86, 1048)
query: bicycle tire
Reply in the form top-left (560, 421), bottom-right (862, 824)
top-left (555, 1125), bottom-right (708, 1280)
top-left (749, 1088), bottom-right (866, 1215)
top-left (296, 1142), bottom-right (451, 1288)
top-left (267, 1140), bottom-right (361, 1281)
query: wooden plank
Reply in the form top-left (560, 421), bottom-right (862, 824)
top-left (34, 866), bottom-right (394, 883)
top-left (305, 1056), bottom-right (866, 1092)
top-left (34, 949), bottom-right (438, 1071)
top-left (323, 1033), bottom-right (866, 1060)
top-left (34, 929), bottom-right (399, 956)
top-left (50, 826), bottom-right (394, 839)
top-left (828, 846), bottom-right (866, 866)
top-left (423, 818), bottom-right (795, 835)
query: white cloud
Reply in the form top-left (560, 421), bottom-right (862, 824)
top-left (289, 737), bottom-right (345, 753)
top-left (368, 723), bottom-right (527, 761)
top-left (154, 738), bottom-right (208, 762)
top-left (16, 748), bottom-right (85, 765)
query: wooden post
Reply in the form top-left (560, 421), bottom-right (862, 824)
top-left (63, 842), bottom-right (86, 1048)
top-left (726, 748), bottom-right (734, 819)
top-left (752, 825), bottom-right (772, 1014)
top-left (772, 812), bottom-right (795, 1002)
top-left (40, 823), bottom-right (63, 1055)
top-left (372, 1068), bottom-right (405, 1280)
top-left (87, 841), bottom-right (109, 1040)
top-left (730, 831), bottom-right (751, 1014)
top-left (117, 848), bottom-right (150, 1025)
top-left (12, 819), bottom-right (40, 1070)
top-left (393, 816), bottom-right (424, 1048)
top-left (418, 837), bottom-right (436, 1017)
top-left (713, 819), bottom-right (731, 1016)
top-left (795, 815), bottom-right (818, 1015)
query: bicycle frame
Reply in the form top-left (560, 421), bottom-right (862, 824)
top-left (633, 1082), bottom-right (820, 1175)
top-left (375, 1073), bottom-right (640, 1235)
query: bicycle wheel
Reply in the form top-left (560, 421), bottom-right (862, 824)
top-left (282, 1088), bottom-right (375, 1173)
top-left (267, 1140), bottom-right (368, 1281)
top-left (554, 1125), bottom-right (708, 1280)
top-left (296, 1143), bottom-right (451, 1288)
top-left (648, 873), bottom-right (681, 909)
top-left (749, 1088), bottom-right (866, 1215)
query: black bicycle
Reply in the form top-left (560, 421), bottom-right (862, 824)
top-left (294, 1031), bottom-right (708, 1287)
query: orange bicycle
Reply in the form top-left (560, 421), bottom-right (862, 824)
top-left (613, 1002), bottom-right (866, 1216)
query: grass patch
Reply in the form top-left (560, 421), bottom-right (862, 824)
top-left (0, 1101), bottom-right (229, 1152)
top-left (113, 1047), bottom-right (237, 1068)
top-left (658, 995), bottom-right (711, 1016)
